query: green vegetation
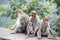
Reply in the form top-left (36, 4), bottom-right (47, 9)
top-left (3, 22), bottom-right (13, 29)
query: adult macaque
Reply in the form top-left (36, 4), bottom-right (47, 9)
top-left (11, 9), bottom-right (29, 34)
top-left (27, 11), bottom-right (40, 36)
top-left (37, 17), bottom-right (57, 40)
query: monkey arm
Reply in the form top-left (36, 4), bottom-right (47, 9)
top-left (11, 20), bottom-right (18, 30)
top-left (49, 28), bottom-right (57, 40)
top-left (35, 26), bottom-right (39, 33)
top-left (34, 22), bottom-right (41, 34)
top-left (37, 22), bottom-right (42, 39)
top-left (48, 23), bottom-right (56, 37)
top-left (11, 24), bottom-right (16, 30)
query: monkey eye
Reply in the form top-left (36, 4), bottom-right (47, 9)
top-left (30, 15), bottom-right (34, 16)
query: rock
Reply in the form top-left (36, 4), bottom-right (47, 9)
top-left (0, 27), bottom-right (60, 40)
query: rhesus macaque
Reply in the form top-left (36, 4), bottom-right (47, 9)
top-left (11, 9), bottom-right (29, 34)
top-left (27, 22), bottom-right (34, 36)
top-left (27, 11), bottom-right (40, 36)
top-left (37, 17), bottom-right (57, 40)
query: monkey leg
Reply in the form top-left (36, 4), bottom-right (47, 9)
top-left (27, 28), bottom-right (30, 36)
top-left (37, 28), bottom-right (41, 39)
top-left (47, 28), bottom-right (57, 40)
top-left (11, 24), bottom-right (22, 34)
top-left (47, 28), bottom-right (53, 39)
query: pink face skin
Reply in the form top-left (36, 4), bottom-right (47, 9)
top-left (31, 13), bottom-right (36, 19)
top-left (43, 17), bottom-right (49, 23)
top-left (16, 10), bottom-right (19, 17)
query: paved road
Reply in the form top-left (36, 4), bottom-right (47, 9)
top-left (0, 27), bottom-right (60, 40)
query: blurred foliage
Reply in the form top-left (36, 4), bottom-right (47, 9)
top-left (0, 4), bottom-right (7, 10)
top-left (54, 17), bottom-right (60, 36)
top-left (0, 0), bottom-right (60, 36)
top-left (3, 22), bottom-right (13, 29)
top-left (53, 0), bottom-right (60, 36)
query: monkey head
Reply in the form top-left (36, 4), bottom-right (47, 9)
top-left (30, 11), bottom-right (37, 19)
top-left (43, 17), bottom-right (49, 23)
top-left (15, 9), bottom-right (24, 17)
top-left (29, 22), bottom-right (32, 26)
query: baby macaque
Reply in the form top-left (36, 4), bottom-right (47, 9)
top-left (11, 9), bottom-right (29, 34)
top-left (37, 17), bottom-right (57, 40)
top-left (27, 22), bottom-right (34, 36)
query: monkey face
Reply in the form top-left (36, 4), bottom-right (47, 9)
top-left (43, 17), bottom-right (49, 23)
top-left (15, 10), bottom-right (19, 16)
top-left (15, 9), bottom-right (21, 17)
top-left (30, 13), bottom-right (36, 19)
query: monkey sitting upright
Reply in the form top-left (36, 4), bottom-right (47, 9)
top-left (11, 9), bottom-right (29, 34)
top-left (27, 11), bottom-right (40, 37)
top-left (37, 17), bottom-right (57, 40)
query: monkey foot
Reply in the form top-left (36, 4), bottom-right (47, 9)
top-left (25, 35), bottom-right (34, 39)
top-left (37, 37), bottom-right (42, 39)
top-left (11, 31), bottom-right (17, 34)
top-left (48, 38), bottom-right (57, 40)
top-left (11, 32), bottom-right (16, 34)
top-left (53, 38), bottom-right (57, 40)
